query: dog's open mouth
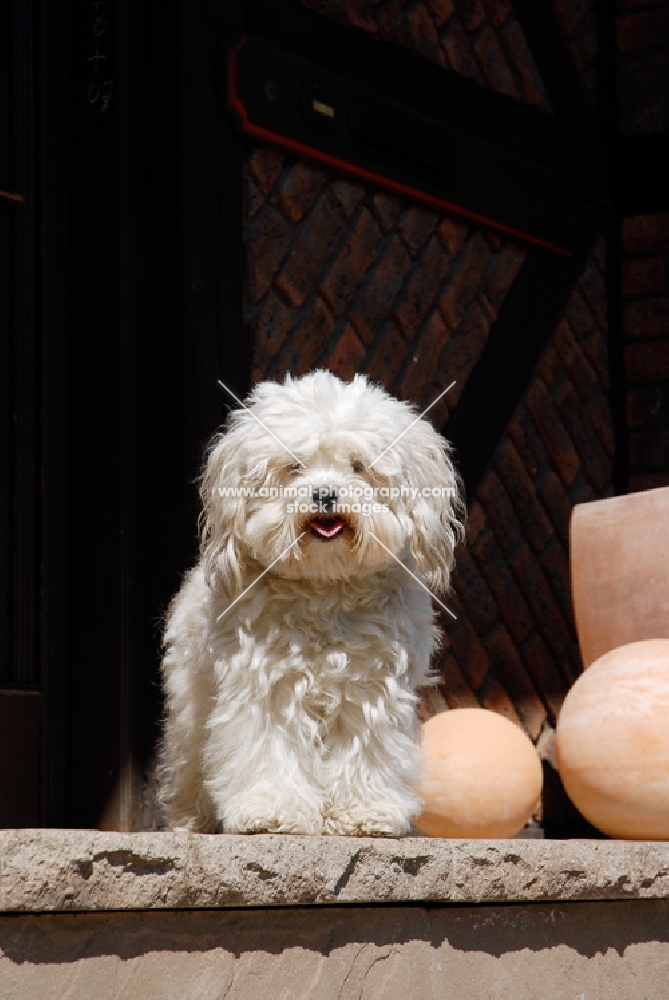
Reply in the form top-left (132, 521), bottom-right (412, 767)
top-left (309, 516), bottom-right (345, 540)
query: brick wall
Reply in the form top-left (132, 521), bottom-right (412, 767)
top-left (242, 1), bottom-right (620, 832)
top-left (302, 0), bottom-right (551, 108)
top-left (244, 145), bottom-right (615, 804)
top-left (616, 1), bottom-right (669, 490)
top-left (552, 0), bottom-right (600, 111)
top-left (245, 146), bottom-right (526, 423)
top-left (617, 0), bottom-right (669, 134)
top-left (623, 213), bottom-right (669, 490)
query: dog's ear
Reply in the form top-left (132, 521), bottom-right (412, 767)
top-left (399, 418), bottom-right (465, 593)
top-left (199, 412), bottom-right (250, 597)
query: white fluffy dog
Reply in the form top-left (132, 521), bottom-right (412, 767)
top-left (159, 370), bottom-right (464, 836)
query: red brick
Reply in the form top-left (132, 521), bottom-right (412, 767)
top-left (561, 294), bottom-right (597, 354)
top-left (425, 0), bottom-right (455, 27)
top-left (245, 207), bottom-right (293, 304)
top-left (617, 8), bottom-right (669, 52)
top-left (480, 677), bottom-right (524, 731)
top-left (618, 51), bottom-right (669, 96)
top-left (437, 216), bottom-right (469, 256)
top-left (250, 291), bottom-right (294, 376)
top-left (622, 256), bottom-right (667, 298)
top-left (472, 24), bottom-right (519, 99)
top-left (537, 471), bottom-right (572, 548)
top-left (417, 687), bottom-right (447, 724)
top-left (568, 11), bottom-right (598, 73)
top-left (324, 323), bottom-right (366, 381)
top-left (554, 381), bottom-right (612, 492)
top-left (465, 499), bottom-right (485, 544)
top-left (523, 377), bottom-right (581, 489)
top-left (540, 540), bottom-right (573, 625)
top-left (408, 2), bottom-right (447, 65)
top-left (587, 391), bottom-right (615, 458)
top-left (277, 162), bottom-right (328, 222)
top-left (349, 234), bottom-right (412, 345)
top-left (243, 171), bottom-right (263, 221)
top-left (486, 624), bottom-right (547, 740)
top-left (506, 408), bottom-right (546, 479)
top-left (626, 386), bottom-right (666, 428)
top-left (439, 233), bottom-right (492, 328)
top-left (398, 309), bottom-right (451, 401)
top-left (440, 19), bottom-right (486, 83)
top-left (625, 341), bottom-right (669, 381)
top-left (520, 633), bottom-right (566, 728)
top-left (482, 0), bottom-right (513, 28)
top-left (371, 192), bottom-right (403, 233)
top-left (453, 0), bottom-right (486, 31)
top-left (452, 546), bottom-right (499, 635)
top-left (438, 655), bottom-right (481, 709)
top-left (561, 638), bottom-right (583, 688)
top-left (536, 343), bottom-right (567, 395)
top-left (629, 430), bottom-right (669, 470)
top-left (620, 95), bottom-right (667, 134)
top-left (476, 468), bottom-right (524, 557)
top-left (553, 319), bottom-right (598, 403)
top-left (623, 296), bottom-right (669, 339)
top-left (394, 235), bottom-right (450, 341)
top-left (343, 0), bottom-right (379, 32)
top-left (510, 546), bottom-right (574, 659)
top-left (493, 436), bottom-right (555, 552)
top-left (628, 472), bottom-right (669, 491)
top-left (553, 0), bottom-right (593, 34)
top-left (580, 326), bottom-right (610, 389)
top-left (570, 480), bottom-right (597, 506)
top-left (499, 19), bottom-right (551, 108)
top-left (620, 0), bottom-right (668, 7)
top-left (446, 611), bottom-right (490, 690)
top-left (320, 208), bottom-right (382, 316)
top-left (398, 206), bottom-right (439, 257)
top-left (328, 179), bottom-right (366, 219)
top-left (440, 302), bottom-right (490, 392)
top-left (471, 530), bottom-right (534, 644)
top-left (304, 0), bottom-right (345, 15)
top-left (275, 295), bottom-right (335, 376)
top-left (578, 257), bottom-right (608, 331)
top-left (427, 396), bottom-right (453, 431)
top-left (375, 0), bottom-right (414, 50)
top-left (593, 237), bottom-right (606, 273)
top-left (246, 146), bottom-right (284, 195)
top-left (276, 194), bottom-right (347, 307)
top-left (367, 320), bottom-right (410, 386)
top-left (481, 244), bottom-right (526, 320)
top-left (623, 213), bottom-right (669, 253)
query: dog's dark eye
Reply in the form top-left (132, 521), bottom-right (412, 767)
top-left (351, 459), bottom-right (364, 474)
top-left (287, 462), bottom-right (301, 474)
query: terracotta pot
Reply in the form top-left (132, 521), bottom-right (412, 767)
top-left (570, 486), bottom-right (669, 668)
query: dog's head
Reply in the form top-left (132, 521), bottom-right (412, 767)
top-left (200, 371), bottom-right (464, 593)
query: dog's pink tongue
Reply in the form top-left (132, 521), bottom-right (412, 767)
top-left (310, 517), bottom-right (344, 538)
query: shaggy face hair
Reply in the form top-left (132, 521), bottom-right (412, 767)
top-left (159, 370), bottom-right (464, 836)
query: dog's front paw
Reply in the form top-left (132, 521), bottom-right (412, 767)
top-left (223, 791), bottom-right (323, 836)
top-left (323, 803), bottom-right (412, 837)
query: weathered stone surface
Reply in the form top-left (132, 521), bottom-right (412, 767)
top-left (3, 901), bottom-right (669, 1000)
top-left (2, 830), bottom-right (669, 912)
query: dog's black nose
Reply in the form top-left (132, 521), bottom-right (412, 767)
top-left (313, 486), bottom-right (338, 511)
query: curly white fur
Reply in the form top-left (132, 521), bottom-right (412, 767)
top-left (159, 370), bottom-right (464, 836)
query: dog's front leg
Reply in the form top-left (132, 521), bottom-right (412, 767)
top-left (322, 685), bottom-right (422, 837)
top-left (203, 690), bottom-right (325, 835)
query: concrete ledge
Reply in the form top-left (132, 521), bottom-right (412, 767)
top-left (2, 829), bottom-right (669, 912)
